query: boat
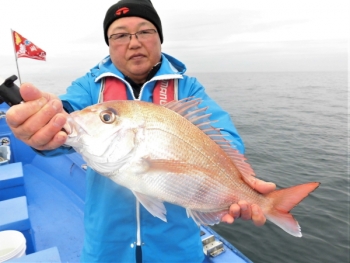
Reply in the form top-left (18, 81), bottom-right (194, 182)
top-left (0, 99), bottom-right (253, 262)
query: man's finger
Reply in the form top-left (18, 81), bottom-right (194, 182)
top-left (251, 204), bottom-right (266, 226)
top-left (229, 203), bottom-right (241, 219)
top-left (243, 175), bottom-right (276, 194)
top-left (32, 130), bottom-right (68, 151)
top-left (221, 214), bottom-right (234, 224)
top-left (238, 201), bottom-right (251, 220)
top-left (20, 83), bottom-right (43, 101)
top-left (28, 113), bottom-right (67, 148)
top-left (6, 96), bottom-right (48, 128)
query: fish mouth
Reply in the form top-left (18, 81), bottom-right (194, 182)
top-left (62, 116), bottom-right (91, 146)
top-left (62, 121), bottom-right (73, 135)
top-left (62, 116), bottom-right (78, 136)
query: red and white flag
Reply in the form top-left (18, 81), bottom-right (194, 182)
top-left (12, 30), bottom-right (46, 61)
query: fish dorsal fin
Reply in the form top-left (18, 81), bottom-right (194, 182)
top-left (163, 97), bottom-right (221, 140)
top-left (163, 98), bottom-right (256, 180)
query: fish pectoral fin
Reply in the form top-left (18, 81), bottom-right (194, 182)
top-left (133, 191), bottom-right (167, 222)
top-left (187, 209), bottom-right (228, 226)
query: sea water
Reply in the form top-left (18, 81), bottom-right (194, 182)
top-left (196, 71), bottom-right (348, 263)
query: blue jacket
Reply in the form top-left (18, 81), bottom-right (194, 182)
top-left (45, 53), bottom-right (244, 262)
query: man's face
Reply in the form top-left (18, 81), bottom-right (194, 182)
top-left (107, 17), bottom-right (162, 83)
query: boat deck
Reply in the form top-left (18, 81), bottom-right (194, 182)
top-left (23, 163), bottom-right (84, 262)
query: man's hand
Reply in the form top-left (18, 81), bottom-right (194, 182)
top-left (5, 83), bottom-right (68, 151)
top-left (221, 177), bottom-right (276, 226)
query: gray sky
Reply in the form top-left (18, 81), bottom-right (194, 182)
top-left (0, 0), bottom-right (348, 79)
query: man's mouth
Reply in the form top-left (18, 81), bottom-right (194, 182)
top-left (130, 54), bottom-right (145, 60)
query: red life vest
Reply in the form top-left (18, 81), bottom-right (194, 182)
top-left (100, 77), bottom-right (178, 105)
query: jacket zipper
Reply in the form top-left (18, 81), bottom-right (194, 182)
top-left (136, 200), bottom-right (141, 246)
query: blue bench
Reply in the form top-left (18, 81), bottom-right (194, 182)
top-left (0, 162), bottom-right (25, 201)
top-left (7, 247), bottom-right (61, 262)
top-left (0, 196), bottom-right (35, 254)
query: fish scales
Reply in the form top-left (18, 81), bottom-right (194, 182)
top-left (125, 104), bottom-right (252, 209)
top-left (65, 98), bottom-right (320, 237)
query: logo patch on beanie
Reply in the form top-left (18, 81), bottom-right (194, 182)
top-left (116, 7), bottom-right (129, 16)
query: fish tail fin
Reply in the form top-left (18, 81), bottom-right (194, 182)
top-left (264, 182), bottom-right (320, 237)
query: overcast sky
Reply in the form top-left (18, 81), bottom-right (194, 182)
top-left (0, 0), bottom-right (348, 80)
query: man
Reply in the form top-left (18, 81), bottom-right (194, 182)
top-left (6, 0), bottom-right (276, 262)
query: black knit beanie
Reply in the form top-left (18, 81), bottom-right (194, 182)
top-left (103, 0), bottom-right (163, 45)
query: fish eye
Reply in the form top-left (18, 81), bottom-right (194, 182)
top-left (99, 110), bottom-right (116, 124)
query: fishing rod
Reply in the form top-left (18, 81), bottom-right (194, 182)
top-left (0, 75), bottom-right (23, 106)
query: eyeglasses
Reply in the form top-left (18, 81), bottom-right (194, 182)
top-left (109, 29), bottom-right (158, 44)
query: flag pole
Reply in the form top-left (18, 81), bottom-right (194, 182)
top-left (11, 29), bottom-right (22, 85)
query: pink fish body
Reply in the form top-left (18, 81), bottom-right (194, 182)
top-left (65, 98), bottom-right (320, 237)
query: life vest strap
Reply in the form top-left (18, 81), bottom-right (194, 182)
top-left (100, 77), bottom-right (178, 104)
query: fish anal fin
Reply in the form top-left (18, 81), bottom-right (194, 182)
top-left (187, 209), bottom-right (228, 226)
top-left (133, 191), bottom-right (167, 222)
